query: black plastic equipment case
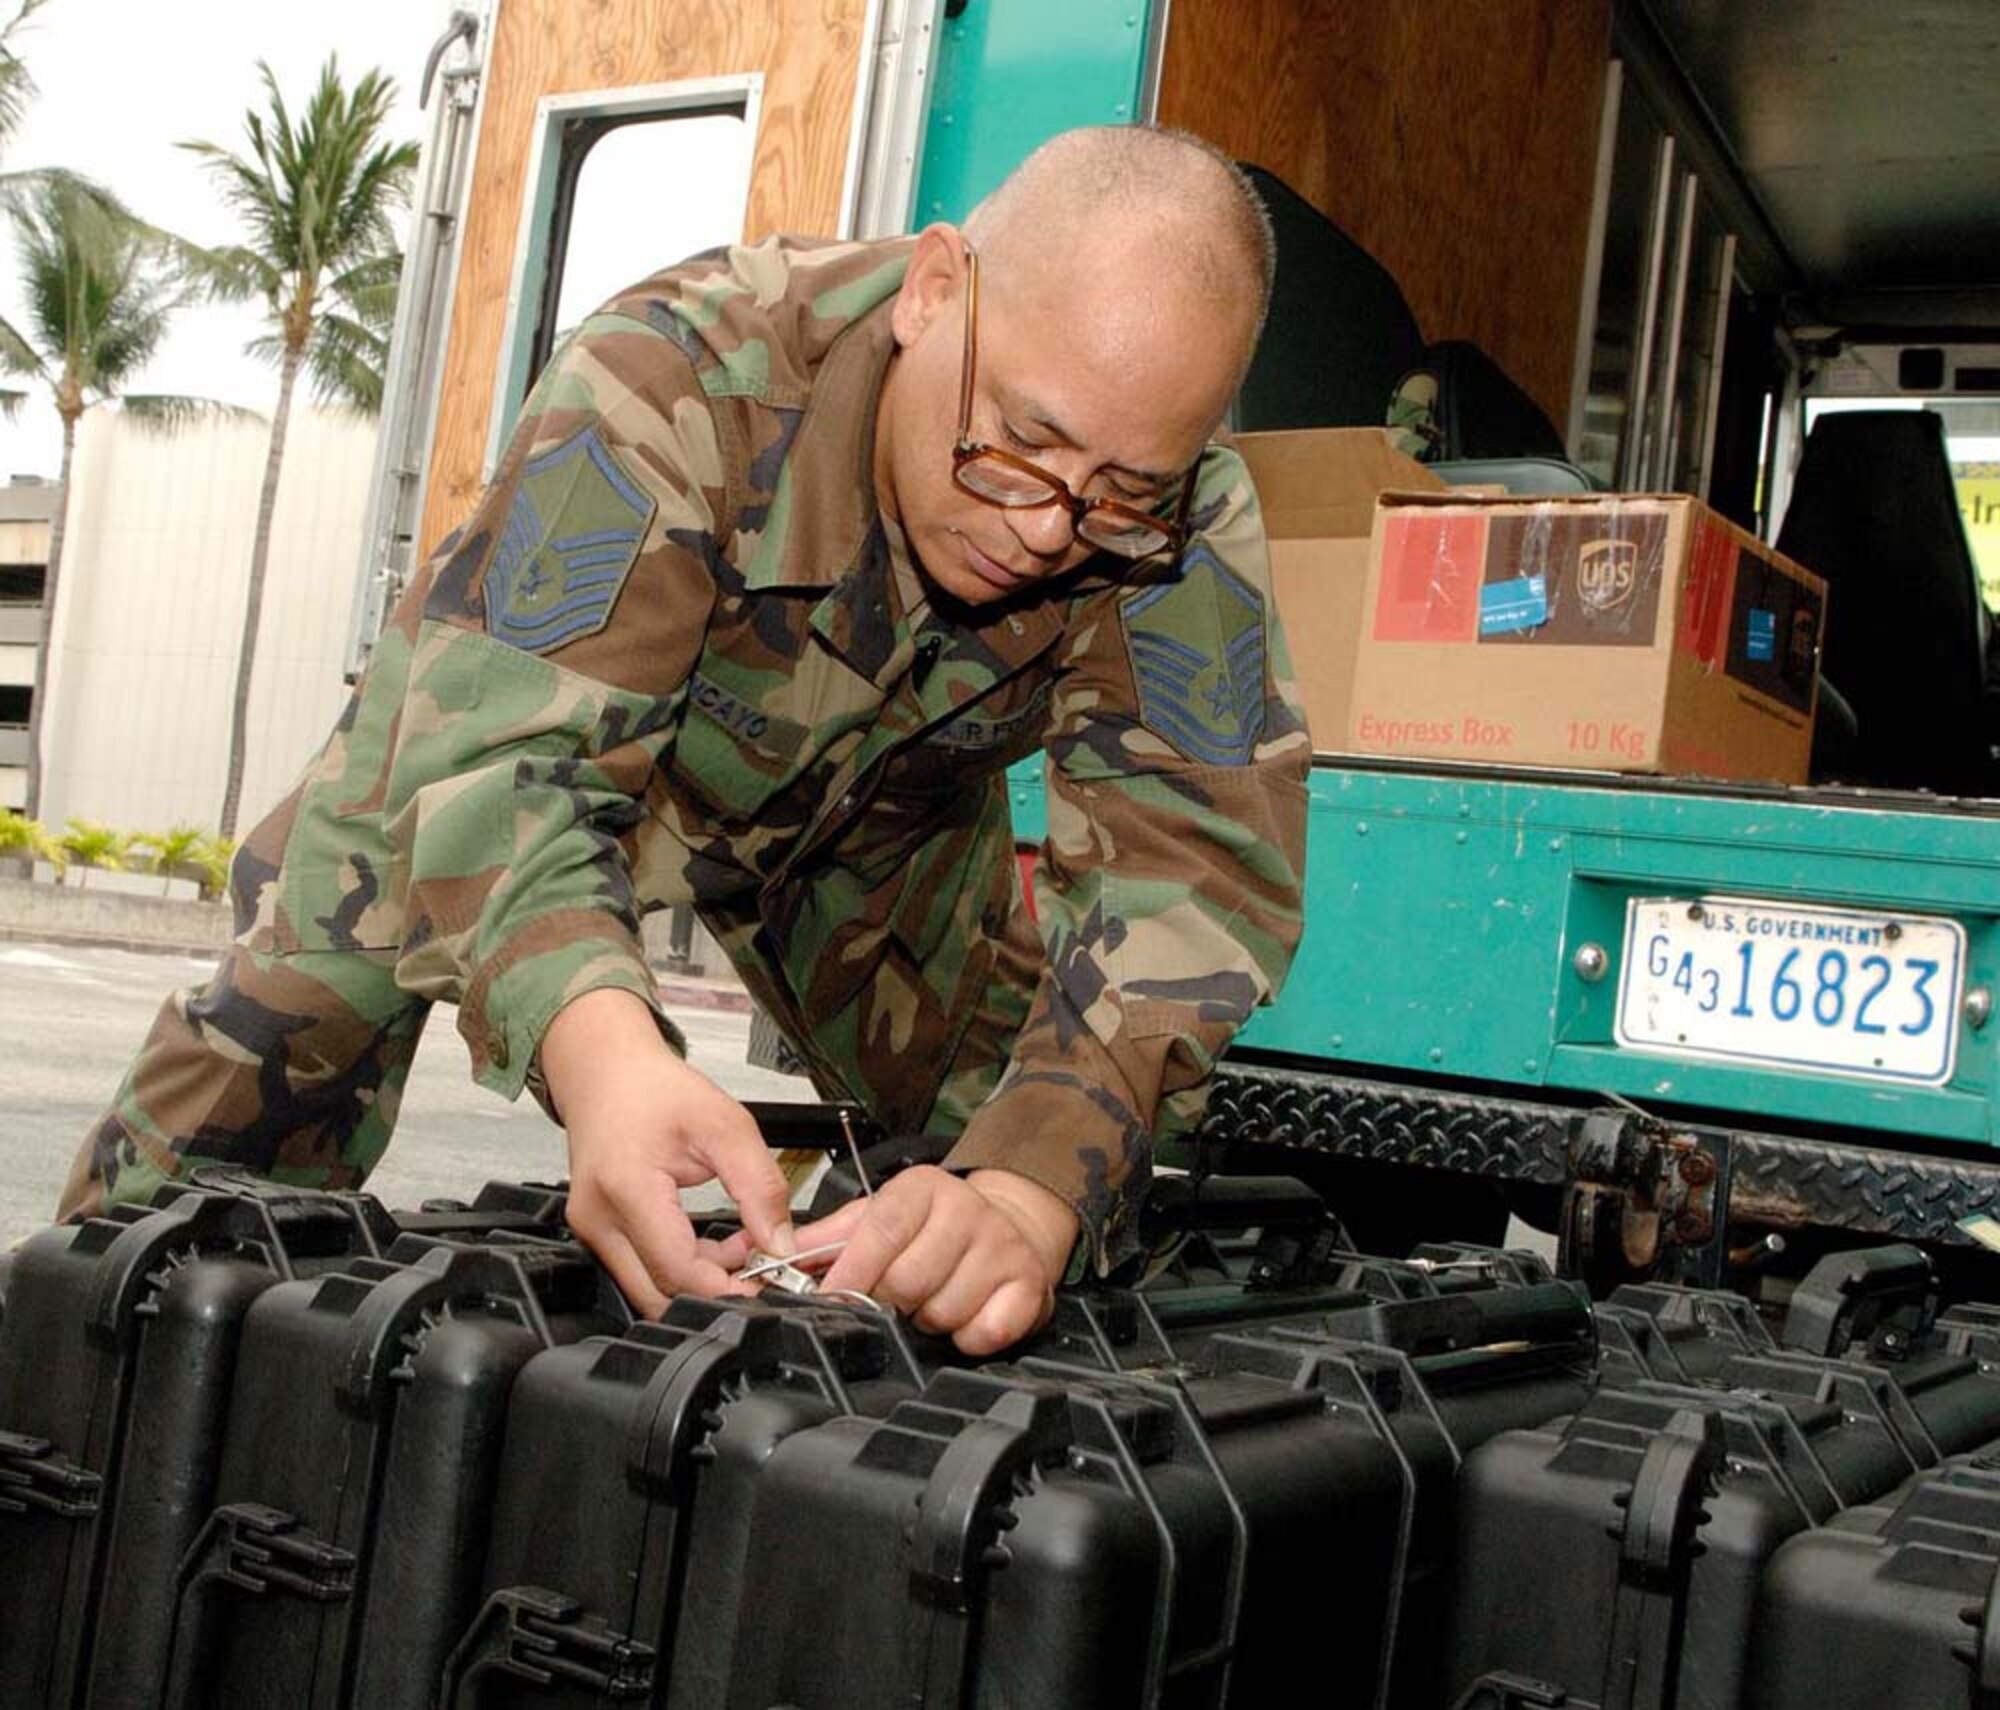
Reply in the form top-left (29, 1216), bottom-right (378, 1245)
top-left (1807, 1250), bottom-right (2000, 1456)
top-left (1748, 1448), bottom-right (2000, 1710)
top-left (728, 1353), bottom-right (1374, 1709)
top-left (1600, 1243), bottom-right (2000, 1457)
top-left (1133, 1239), bottom-right (1562, 1358)
top-left (0, 1179), bottom-right (396, 1710)
top-left (1212, 1278), bottom-right (1602, 1710)
top-left (445, 1291), bottom-right (938, 1707)
top-left (1443, 1359), bottom-right (1940, 1710)
top-left (391, 1179), bottom-right (576, 1238)
top-left (719, 1274), bottom-right (1599, 1710)
top-left (159, 1230), bottom-right (627, 1710)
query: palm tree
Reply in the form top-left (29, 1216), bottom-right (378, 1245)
top-left (0, 805), bottom-right (61, 870)
top-left (0, 178), bottom-right (226, 820)
top-left (184, 58), bottom-right (417, 839)
top-left (0, 0), bottom-right (49, 158)
top-left (0, 0), bottom-right (51, 418)
top-left (0, 0), bottom-right (100, 208)
top-left (57, 815), bottom-right (127, 886)
top-left (132, 821), bottom-right (208, 895)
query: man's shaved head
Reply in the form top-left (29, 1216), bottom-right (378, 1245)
top-left (965, 125), bottom-right (1274, 342)
top-left (876, 125), bottom-right (1274, 606)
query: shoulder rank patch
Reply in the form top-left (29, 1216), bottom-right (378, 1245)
top-left (1119, 543), bottom-right (1267, 766)
top-left (483, 425), bottom-right (657, 653)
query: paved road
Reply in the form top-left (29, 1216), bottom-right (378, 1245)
top-left (2, 938), bottom-right (1559, 1264)
top-left (0, 941), bottom-right (814, 1250)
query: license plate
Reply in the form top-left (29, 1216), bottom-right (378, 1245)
top-left (1615, 896), bottom-right (1966, 1085)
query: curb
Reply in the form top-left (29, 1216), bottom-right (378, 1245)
top-left (0, 924), bottom-right (228, 960)
top-left (0, 924), bottom-right (757, 1015)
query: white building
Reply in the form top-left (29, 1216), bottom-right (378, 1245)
top-left (33, 405), bottom-right (378, 843)
top-left (0, 476), bottom-right (58, 813)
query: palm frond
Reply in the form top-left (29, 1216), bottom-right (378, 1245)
top-left (0, 165), bottom-right (133, 222)
top-left (58, 818), bottom-right (130, 876)
top-left (0, 2), bottom-right (52, 46)
top-left (0, 308), bottom-right (45, 379)
top-left (119, 393), bottom-right (264, 433)
top-left (182, 56), bottom-right (417, 373)
top-left (0, 805), bottom-right (62, 866)
top-left (0, 385), bottom-right (23, 419)
top-left (188, 832), bottom-right (235, 896)
top-left (0, 0), bottom-right (51, 154)
top-left (170, 238), bottom-right (275, 307)
top-left (304, 308), bottom-right (389, 411)
top-left (327, 249), bottom-right (403, 307)
top-left (2, 177), bottom-right (225, 418)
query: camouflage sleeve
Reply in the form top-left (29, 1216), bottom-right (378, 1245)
top-left (311, 306), bottom-right (729, 1102)
top-left (943, 447), bottom-right (1311, 1273)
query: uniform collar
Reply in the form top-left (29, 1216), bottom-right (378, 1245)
top-left (741, 295), bottom-right (901, 594)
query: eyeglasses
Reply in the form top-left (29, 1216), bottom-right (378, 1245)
top-left (950, 245), bottom-right (1196, 560)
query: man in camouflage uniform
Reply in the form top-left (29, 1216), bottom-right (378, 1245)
top-left (59, 126), bottom-right (1310, 1354)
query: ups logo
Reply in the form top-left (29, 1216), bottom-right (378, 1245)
top-left (1576, 538), bottom-right (1639, 612)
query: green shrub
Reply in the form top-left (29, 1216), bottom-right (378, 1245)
top-left (0, 809), bottom-right (64, 868)
top-left (186, 833), bottom-right (236, 900)
top-left (5, 814), bottom-right (234, 897)
top-left (133, 824), bottom-right (211, 894)
top-left (58, 819), bottom-right (132, 886)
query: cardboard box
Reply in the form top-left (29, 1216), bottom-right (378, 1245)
top-left (1345, 491), bottom-right (1827, 783)
top-left (1237, 428), bottom-right (1448, 749)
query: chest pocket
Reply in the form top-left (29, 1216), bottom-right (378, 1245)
top-left (664, 669), bottom-right (813, 822)
top-left (875, 679), bottom-right (1053, 799)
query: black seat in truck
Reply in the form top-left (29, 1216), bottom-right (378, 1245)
top-left (1235, 164), bottom-right (1584, 490)
top-left (1235, 164), bottom-right (1427, 434)
top-left (1775, 409), bottom-right (1993, 797)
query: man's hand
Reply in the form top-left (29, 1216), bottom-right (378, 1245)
top-left (542, 988), bottom-right (795, 1317)
top-left (794, 1166), bottom-right (1079, 1356)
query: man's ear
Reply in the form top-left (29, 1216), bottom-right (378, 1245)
top-left (890, 223), bottom-right (968, 351)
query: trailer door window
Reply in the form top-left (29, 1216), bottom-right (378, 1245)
top-left (486, 77), bottom-right (762, 470)
top-left (544, 108), bottom-right (755, 354)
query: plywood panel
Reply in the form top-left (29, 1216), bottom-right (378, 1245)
top-left (420, 0), bottom-right (869, 555)
top-left (1158, 0), bottom-right (1612, 432)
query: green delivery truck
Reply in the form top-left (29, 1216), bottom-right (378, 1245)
top-left (354, 0), bottom-right (2000, 1304)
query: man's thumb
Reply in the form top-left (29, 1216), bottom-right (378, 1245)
top-left (718, 1138), bottom-right (796, 1257)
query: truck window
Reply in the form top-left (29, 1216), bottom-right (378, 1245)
top-left (486, 80), bottom-right (763, 469)
top-left (1804, 395), bottom-right (2000, 612)
top-left (546, 108), bottom-right (755, 350)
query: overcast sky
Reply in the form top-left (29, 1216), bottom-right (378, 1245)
top-left (0, 0), bottom-right (451, 481)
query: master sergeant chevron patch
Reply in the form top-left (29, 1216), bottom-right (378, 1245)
top-left (1119, 543), bottom-right (1268, 766)
top-left (482, 425), bottom-right (657, 654)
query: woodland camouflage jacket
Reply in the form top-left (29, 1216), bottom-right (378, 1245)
top-left (63, 235), bottom-right (1311, 1273)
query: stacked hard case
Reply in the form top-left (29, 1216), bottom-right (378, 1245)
top-left (10, 1169), bottom-right (2000, 1710)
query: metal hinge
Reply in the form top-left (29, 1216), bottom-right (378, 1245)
top-left (444, 1587), bottom-right (655, 1703)
top-left (183, 1502), bottom-right (356, 1602)
top-left (0, 1430), bottom-right (102, 1519)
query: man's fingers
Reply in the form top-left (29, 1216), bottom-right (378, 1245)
top-left (697, 1229), bottom-right (757, 1272)
top-left (588, 1224), bottom-right (669, 1320)
top-left (906, 1239), bottom-right (1014, 1335)
top-left (693, 1116), bottom-right (797, 1258)
top-left (956, 1278), bottom-right (1053, 1357)
top-left (788, 1197), bottom-right (870, 1255)
top-left (875, 1200), bottom-right (984, 1318)
top-left (819, 1171), bottom-right (943, 1296)
top-left (582, 1175), bottom-right (740, 1302)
